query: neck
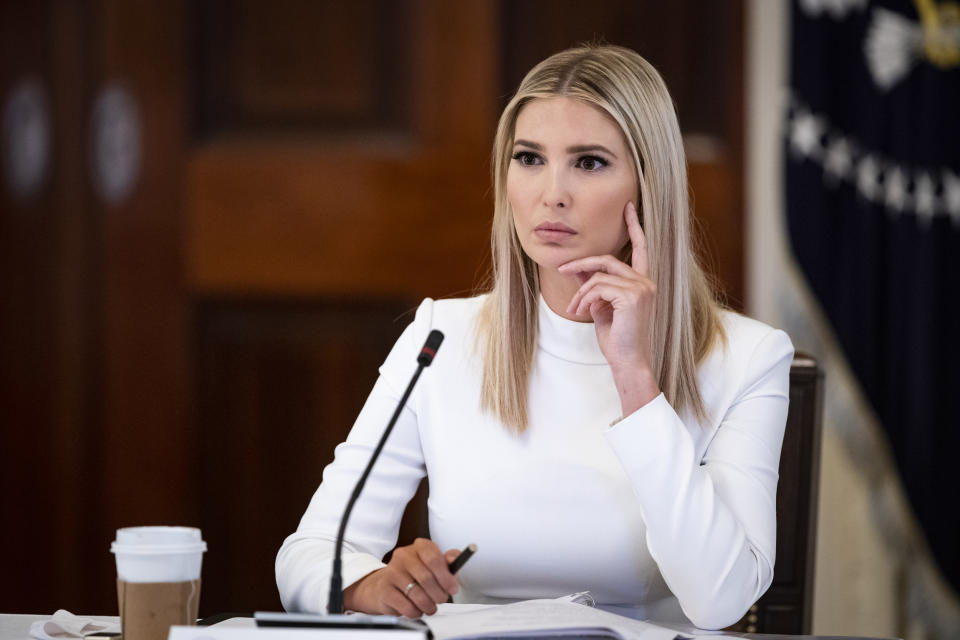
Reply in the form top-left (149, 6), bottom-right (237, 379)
top-left (539, 266), bottom-right (593, 323)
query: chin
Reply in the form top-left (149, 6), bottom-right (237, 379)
top-left (525, 246), bottom-right (580, 271)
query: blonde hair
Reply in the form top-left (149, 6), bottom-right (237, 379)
top-left (475, 44), bottom-right (726, 433)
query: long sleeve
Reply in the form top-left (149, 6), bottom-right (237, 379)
top-left (602, 327), bottom-right (794, 629)
top-left (275, 301), bottom-right (435, 613)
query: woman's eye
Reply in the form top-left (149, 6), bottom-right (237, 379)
top-left (512, 151), bottom-right (541, 166)
top-left (576, 155), bottom-right (608, 171)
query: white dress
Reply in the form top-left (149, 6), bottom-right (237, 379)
top-left (275, 295), bottom-right (794, 630)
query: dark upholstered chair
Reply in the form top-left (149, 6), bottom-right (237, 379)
top-left (727, 353), bottom-right (824, 634)
top-left (397, 354), bottom-right (824, 634)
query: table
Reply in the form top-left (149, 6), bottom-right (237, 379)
top-left (1, 615), bottom-right (118, 640)
top-left (0, 613), bottom-right (897, 640)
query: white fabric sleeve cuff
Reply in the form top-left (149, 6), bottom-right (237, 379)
top-left (602, 392), bottom-right (686, 469)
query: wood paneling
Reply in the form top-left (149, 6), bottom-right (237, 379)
top-left (0, 0), bottom-right (98, 612)
top-left (689, 161), bottom-right (742, 307)
top-left (193, 298), bottom-right (415, 613)
top-left (500, 1), bottom-right (733, 138)
top-left (88, 0), bottom-right (191, 613)
top-left (191, 0), bottom-right (414, 138)
top-left (185, 0), bottom-right (497, 300)
top-left (185, 145), bottom-right (492, 299)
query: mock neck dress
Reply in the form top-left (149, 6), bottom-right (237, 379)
top-left (276, 295), bottom-right (794, 630)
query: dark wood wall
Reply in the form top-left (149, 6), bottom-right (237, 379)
top-left (0, 0), bottom-right (743, 616)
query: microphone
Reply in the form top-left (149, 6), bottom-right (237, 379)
top-left (327, 329), bottom-right (445, 615)
top-left (417, 329), bottom-right (443, 366)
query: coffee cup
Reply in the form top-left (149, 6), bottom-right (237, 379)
top-left (111, 527), bottom-right (207, 640)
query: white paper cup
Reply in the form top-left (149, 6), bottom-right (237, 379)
top-left (111, 526), bottom-right (207, 583)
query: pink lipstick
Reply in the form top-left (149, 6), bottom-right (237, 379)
top-left (534, 221), bottom-right (576, 242)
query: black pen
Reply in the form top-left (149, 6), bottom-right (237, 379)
top-left (448, 543), bottom-right (477, 575)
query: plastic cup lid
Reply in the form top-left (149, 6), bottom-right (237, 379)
top-left (112, 526), bottom-right (206, 552)
top-left (111, 541), bottom-right (206, 554)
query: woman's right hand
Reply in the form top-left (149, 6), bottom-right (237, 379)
top-left (342, 538), bottom-right (461, 617)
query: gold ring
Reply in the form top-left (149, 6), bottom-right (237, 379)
top-left (404, 581), bottom-right (417, 596)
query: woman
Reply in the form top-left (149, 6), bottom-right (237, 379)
top-left (275, 44), bottom-right (793, 631)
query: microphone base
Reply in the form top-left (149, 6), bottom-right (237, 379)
top-left (255, 612), bottom-right (426, 632)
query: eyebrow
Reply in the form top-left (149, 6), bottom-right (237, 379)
top-left (513, 139), bottom-right (618, 159)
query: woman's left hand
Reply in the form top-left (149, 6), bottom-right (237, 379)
top-left (558, 201), bottom-right (660, 415)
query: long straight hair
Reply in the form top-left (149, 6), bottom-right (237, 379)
top-left (476, 45), bottom-right (725, 433)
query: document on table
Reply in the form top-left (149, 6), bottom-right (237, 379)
top-left (423, 596), bottom-right (685, 640)
top-left (190, 593), bottom-right (710, 640)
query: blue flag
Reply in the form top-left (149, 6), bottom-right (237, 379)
top-left (786, 0), bottom-right (960, 593)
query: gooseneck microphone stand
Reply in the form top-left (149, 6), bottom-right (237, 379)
top-left (327, 329), bottom-right (445, 615)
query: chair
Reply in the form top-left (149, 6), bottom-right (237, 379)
top-left (727, 353), bottom-right (824, 634)
top-left (397, 354), bottom-right (824, 634)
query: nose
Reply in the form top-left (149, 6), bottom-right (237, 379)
top-left (542, 166), bottom-right (571, 209)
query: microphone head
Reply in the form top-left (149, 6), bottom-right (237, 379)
top-left (417, 330), bottom-right (444, 366)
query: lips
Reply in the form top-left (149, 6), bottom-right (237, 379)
top-left (535, 222), bottom-right (575, 233)
top-left (534, 221), bottom-right (576, 242)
